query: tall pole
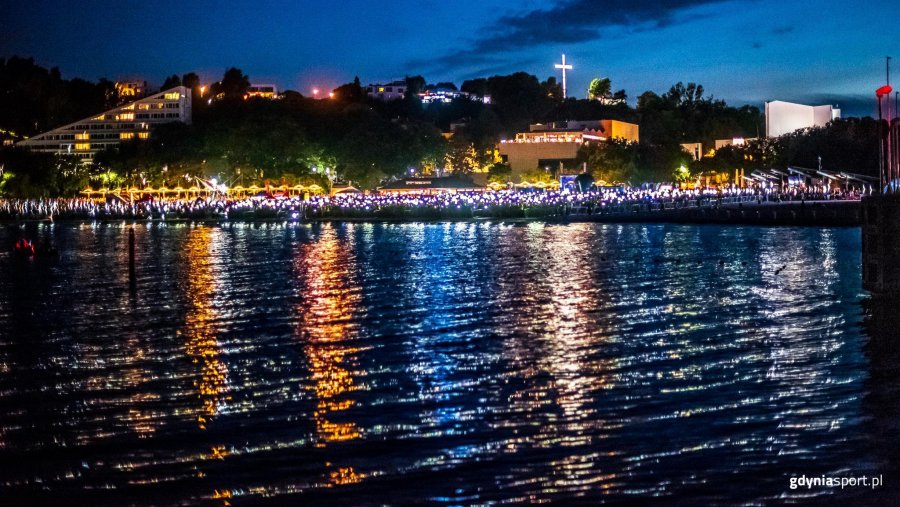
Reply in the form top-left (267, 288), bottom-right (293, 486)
top-left (878, 92), bottom-right (884, 192)
top-left (885, 57), bottom-right (893, 191)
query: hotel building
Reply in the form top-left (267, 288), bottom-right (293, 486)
top-left (498, 120), bottom-right (639, 179)
top-left (17, 86), bottom-right (192, 164)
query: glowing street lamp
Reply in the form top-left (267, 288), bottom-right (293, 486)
top-left (312, 88), bottom-right (320, 98)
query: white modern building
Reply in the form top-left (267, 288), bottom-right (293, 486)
top-left (366, 81), bottom-right (407, 101)
top-left (17, 86), bottom-right (192, 164)
top-left (765, 100), bottom-right (840, 137)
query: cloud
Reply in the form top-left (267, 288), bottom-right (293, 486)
top-left (412, 0), bottom-right (733, 73)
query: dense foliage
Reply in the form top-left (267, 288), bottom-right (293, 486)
top-left (0, 56), bottom-right (879, 196)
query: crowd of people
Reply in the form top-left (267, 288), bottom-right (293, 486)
top-left (0, 186), bottom-right (867, 222)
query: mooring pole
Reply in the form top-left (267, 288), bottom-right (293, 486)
top-left (128, 227), bottom-right (136, 279)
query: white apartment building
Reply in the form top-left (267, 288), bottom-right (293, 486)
top-left (17, 86), bottom-right (192, 163)
top-left (366, 81), bottom-right (407, 101)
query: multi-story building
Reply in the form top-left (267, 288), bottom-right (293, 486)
top-left (366, 81), bottom-right (408, 101)
top-left (498, 120), bottom-right (639, 179)
top-left (115, 80), bottom-right (148, 100)
top-left (17, 86), bottom-right (192, 164)
top-left (765, 100), bottom-right (840, 137)
top-left (246, 84), bottom-right (278, 99)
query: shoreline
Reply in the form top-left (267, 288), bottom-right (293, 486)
top-left (1, 200), bottom-right (861, 227)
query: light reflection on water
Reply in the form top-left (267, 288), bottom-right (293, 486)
top-left (0, 222), bottom-right (893, 505)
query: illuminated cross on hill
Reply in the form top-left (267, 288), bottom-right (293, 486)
top-left (554, 54), bottom-right (573, 98)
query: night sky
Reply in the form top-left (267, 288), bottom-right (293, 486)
top-left (2, 0), bottom-right (897, 116)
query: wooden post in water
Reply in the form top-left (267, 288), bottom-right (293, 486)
top-left (128, 227), bottom-right (136, 279)
top-left (862, 195), bottom-right (900, 293)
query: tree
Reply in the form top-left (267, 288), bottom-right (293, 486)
top-left (213, 67), bottom-right (250, 100)
top-left (578, 139), bottom-right (638, 184)
top-left (541, 76), bottom-right (563, 101)
top-left (0, 148), bottom-right (82, 197)
top-left (664, 82), bottom-right (705, 108)
top-left (443, 133), bottom-right (479, 175)
top-left (487, 162), bottom-right (512, 184)
top-left (588, 78), bottom-right (611, 101)
top-left (333, 76), bottom-right (364, 102)
top-left (181, 72), bottom-right (202, 104)
top-left (405, 75), bottom-right (426, 96)
top-left (161, 74), bottom-right (181, 90)
top-left (460, 78), bottom-right (488, 97)
top-left (484, 72), bottom-right (555, 134)
top-left (0, 56), bottom-right (118, 136)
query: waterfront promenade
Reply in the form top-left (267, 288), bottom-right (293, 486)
top-left (0, 189), bottom-right (864, 226)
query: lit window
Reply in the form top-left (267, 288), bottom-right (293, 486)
top-left (117, 113), bottom-right (135, 120)
top-left (75, 132), bottom-right (89, 140)
top-left (120, 132), bottom-right (134, 140)
top-left (164, 92), bottom-right (181, 100)
top-left (75, 143), bottom-right (90, 150)
top-left (138, 103), bottom-right (150, 110)
top-left (138, 132), bottom-right (149, 139)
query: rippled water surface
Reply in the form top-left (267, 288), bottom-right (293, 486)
top-left (1, 222), bottom-right (898, 505)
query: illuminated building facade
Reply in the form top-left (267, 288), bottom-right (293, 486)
top-left (1, 127), bottom-right (20, 147)
top-left (498, 120), bottom-right (639, 179)
top-left (366, 81), bottom-right (407, 101)
top-left (681, 142), bottom-right (703, 161)
top-left (714, 137), bottom-right (756, 150)
top-left (17, 86), bottom-right (192, 163)
top-left (765, 100), bottom-right (840, 137)
top-left (115, 80), bottom-right (148, 100)
top-left (419, 88), bottom-right (491, 104)
top-left (246, 84), bottom-right (278, 99)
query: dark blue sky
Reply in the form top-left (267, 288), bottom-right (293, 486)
top-left (2, 0), bottom-right (897, 116)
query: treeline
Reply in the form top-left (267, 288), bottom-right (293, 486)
top-left (0, 56), bottom-right (876, 197)
top-left (0, 57), bottom-right (118, 137)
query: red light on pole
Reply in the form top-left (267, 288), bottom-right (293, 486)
top-left (876, 85), bottom-right (893, 97)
